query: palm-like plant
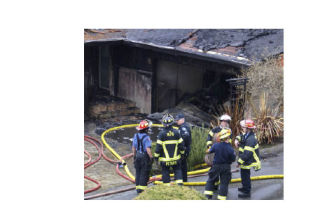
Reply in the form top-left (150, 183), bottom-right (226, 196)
top-left (250, 92), bottom-right (284, 144)
top-left (211, 98), bottom-right (243, 144)
top-left (211, 92), bottom-right (283, 145)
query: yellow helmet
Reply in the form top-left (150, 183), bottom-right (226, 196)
top-left (218, 129), bottom-right (231, 141)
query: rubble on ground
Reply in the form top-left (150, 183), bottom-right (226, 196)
top-left (87, 91), bottom-right (140, 120)
top-left (147, 102), bottom-right (214, 128)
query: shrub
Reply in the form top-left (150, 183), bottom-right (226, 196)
top-left (187, 126), bottom-right (209, 170)
top-left (240, 55), bottom-right (283, 117)
top-left (206, 55), bottom-right (284, 145)
top-left (211, 93), bottom-right (284, 145)
top-left (134, 184), bottom-right (207, 200)
top-left (150, 126), bottom-right (209, 172)
top-left (239, 55), bottom-right (284, 144)
top-left (249, 92), bottom-right (284, 144)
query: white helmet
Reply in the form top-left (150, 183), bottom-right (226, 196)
top-left (219, 114), bottom-right (231, 121)
top-left (240, 120), bottom-right (246, 128)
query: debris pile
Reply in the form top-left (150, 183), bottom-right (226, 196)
top-left (88, 93), bottom-right (140, 120)
top-left (147, 102), bottom-right (214, 128)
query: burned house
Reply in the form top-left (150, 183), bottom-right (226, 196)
top-left (84, 29), bottom-right (283, 118)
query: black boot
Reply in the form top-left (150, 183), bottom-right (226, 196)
top-left (205, 195), bottom-right (213, 200)
top-left (238, 192), bottom-right (251, 198)
top-left (136, 189), bottom-right (143, 194)
top-left (238, 187), bottom-right (246, 192)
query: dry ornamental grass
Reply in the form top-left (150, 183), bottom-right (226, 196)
top-left (210, 55), bottom-right (284, 145)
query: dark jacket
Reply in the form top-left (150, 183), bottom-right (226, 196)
top-left (178, 122), bottom-right (192, 156)
top-left (208, 142), bottom-right (236, 165)
top-left (154, 126), bottom-right (185, 163)
top-left (206, 126), bottom-right (232, 147)
top-left (237, 131), bottom-right (261, 170)
top-left (206, 126), bottom-right (222, 147)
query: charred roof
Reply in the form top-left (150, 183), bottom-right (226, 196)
top-left (84, 29), bottom-right (283, 67)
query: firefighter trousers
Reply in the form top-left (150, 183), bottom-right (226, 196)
top-left (161, 160), bottom-right (183, 185)
top-left (205, 164), bottom-right (232, 199)
top-left (240, 168), bottom-right (251, 193)
top-left (134, 153), bottom-right (151, 192)
top-left (181, 156), bottom-right (188, 182)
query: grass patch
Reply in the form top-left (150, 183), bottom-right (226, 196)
top-left (134, 185), bottom-right (207, 200)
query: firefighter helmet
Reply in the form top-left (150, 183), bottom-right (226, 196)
top-left (218, 128), bottom-right (232, 141)
top-left (240, 120), bottom-right (246, 128)
top-left (219, 114), bottom-right (231, 121)
top-left (162, 113), bottom-right (174, 127)
top-left (244, 119), bottom-right (256, 129)
top-left (136, 120), bottom-right (149, 131)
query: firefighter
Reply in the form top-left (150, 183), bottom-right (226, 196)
top-left (132, 120), bottom-right (153, 194)
top-left (206, 114), bottom-right (232, 149)
top-left (204, 129), bottom-right (236, 200)
top-left (175, 113), bottom-right (192, 182)
top-left (237, 119), bottom-right (261, 198)
top-left (154, 113), bottom-right (185, 186)
top-left (234, 120), bottom-right (246, 149)
top-left (205, 114), bottom-right (232, 191)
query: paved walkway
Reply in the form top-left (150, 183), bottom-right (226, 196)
top-left (84, 122), bottom-right (283, 200)
top-left (89, 150), bottom-right (283, 200)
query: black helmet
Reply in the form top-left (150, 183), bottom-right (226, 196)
top-left (162, 113), bottom-right (174, 127)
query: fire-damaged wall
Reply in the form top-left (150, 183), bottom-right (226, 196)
top-left (84, 45), bottom-right (99, 114)
top-left (118, 67), bottom-right (152, 113)
top-left (85, 43), bottom-right (239, 117)
top-left (157, 60), bottom-right (205, 111)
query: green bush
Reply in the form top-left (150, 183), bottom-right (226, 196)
top-left (134, 185), bottom-right (207, 200)
top-left (150, 142), bottom-right (162, 174)
top-left (187, 126), bottom-right (209, 170)
top-left (150, 126), bottom-right (209, 173)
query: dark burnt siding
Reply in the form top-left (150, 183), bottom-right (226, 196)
top-left (110, 44), bottom-right (241, 74)
top-left (84, 45), bottom-right (100, 113)
top-left (85, 43), bottom-right (241, 114)
top-left (110, 45), bottom-right (154, 113)
top-left (111, 45), bottom-right (153, 72)
top-left (112, 45), bottom-right (236, 103)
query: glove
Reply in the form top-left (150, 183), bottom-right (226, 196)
top-left (254, 163), bottom-right (261, 171)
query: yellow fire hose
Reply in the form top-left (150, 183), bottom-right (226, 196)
top-left (153, 167), bottom-right (211, 179)
top-left (101, 123), bottom-right (178, 181)
top-left (154, 174), bottom-right (284, 186)
top-left (101, 124), bottom-right (138, 180)
top-left (193, 163), bottom-right (209, 169)
top-left (101, 124), bottom-right (284, 186)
